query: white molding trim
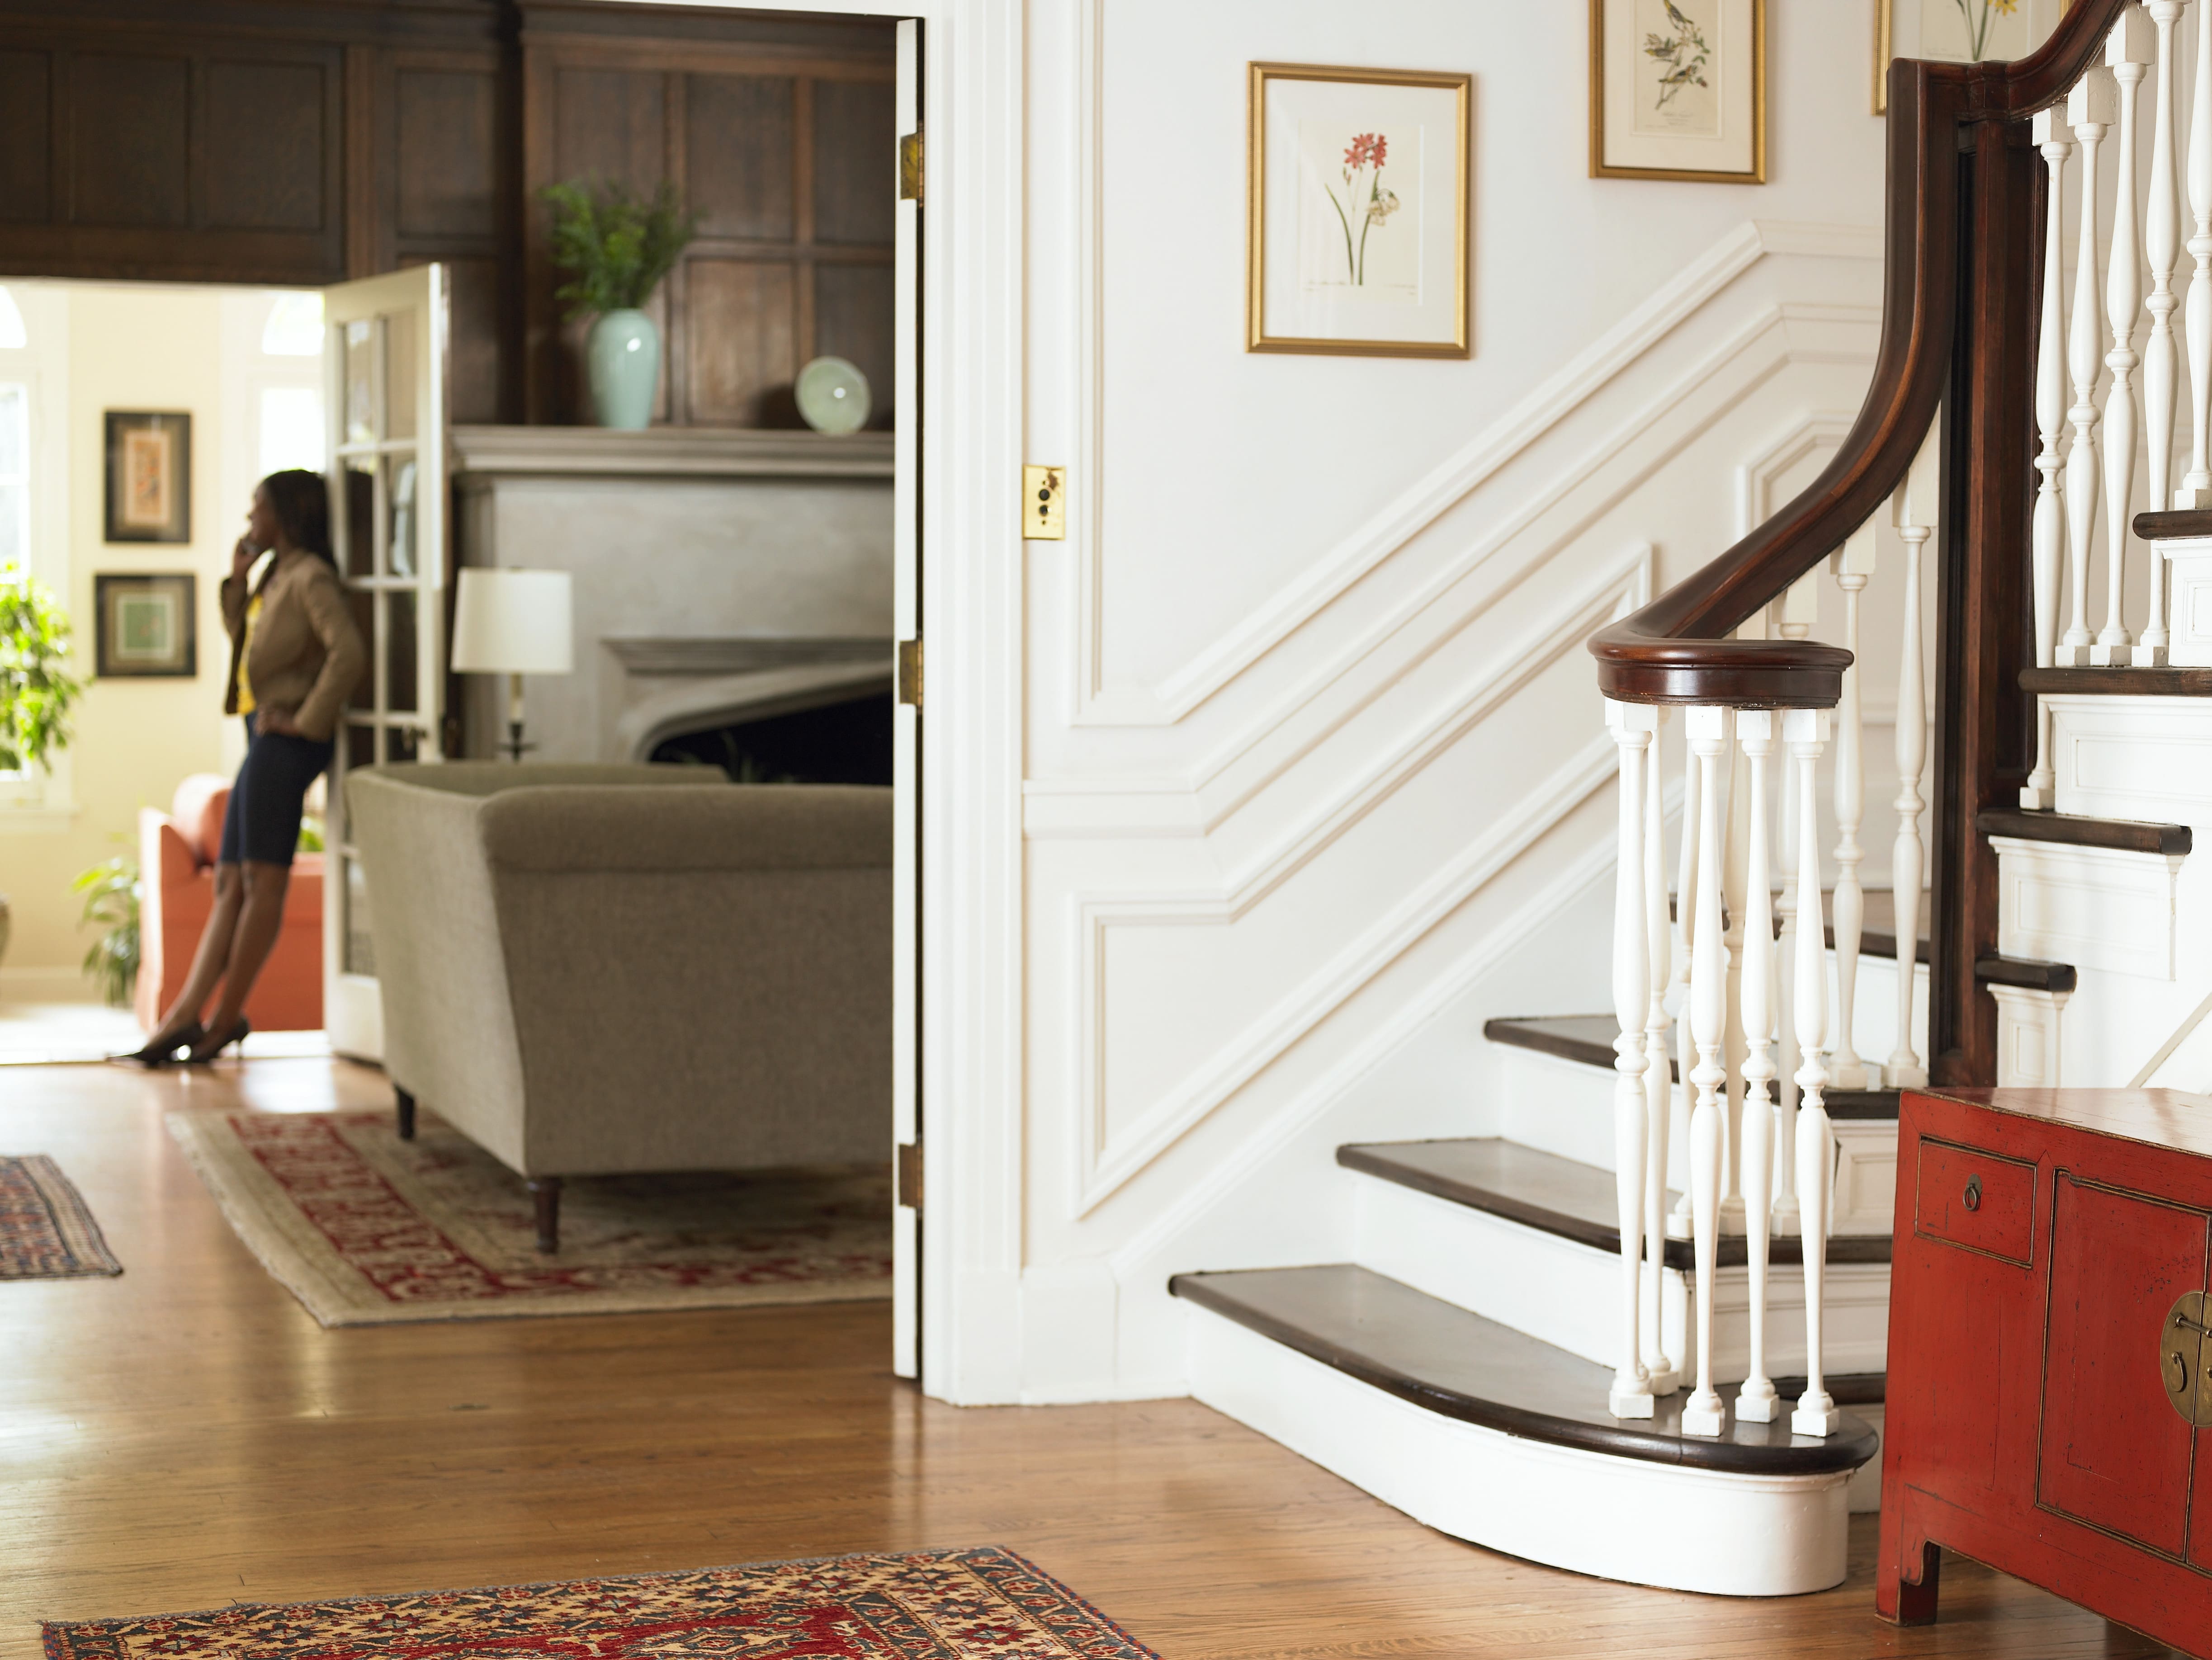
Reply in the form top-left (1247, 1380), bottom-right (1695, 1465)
top-left (1073, 219), bottom-right (1880, 728)
top-left (1071, 553), bottom-right (1648, 1212)
top-left (1106, 806), bottom-right (1625, 1279)
top-left (1736, 411), bottom-right (1857, 538)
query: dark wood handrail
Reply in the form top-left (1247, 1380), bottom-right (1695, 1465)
top-left (1588, 0), bottom-right (2133, 708)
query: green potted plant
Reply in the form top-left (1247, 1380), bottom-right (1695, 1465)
top-left (0, 566), bottom-right (82, 974)
top-left (72, 854), bottom-right (138, 1009)
top-left (542, 179), bottom-right (700, 429)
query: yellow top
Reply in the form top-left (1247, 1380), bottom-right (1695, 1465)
top-left (235, 594), bottom-right (262, 716)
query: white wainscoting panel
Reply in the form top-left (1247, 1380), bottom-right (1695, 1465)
top-left (1990, 835), bottom-right (2183, 979)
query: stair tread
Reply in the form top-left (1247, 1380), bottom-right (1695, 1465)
top-left (1338, 1137), bottom-right (1893, 1267)
top-left (1977, 805), bottom-right (2192, 857)
top-left (1482, 1017), bottom-right (1901, 1118)
top-left (2018, 664), bottom-right (2212, 698)
top-left (1171, 1264), bottom-right (1880, 1476)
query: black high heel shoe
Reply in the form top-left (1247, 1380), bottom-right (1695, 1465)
top-left (113, 1022), bottom-right (205, 1069)
top-left (184, 1017), bottom-right (251, 1065)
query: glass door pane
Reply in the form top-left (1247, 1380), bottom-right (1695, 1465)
top-left (320, 266), bottom-right (450, 1062)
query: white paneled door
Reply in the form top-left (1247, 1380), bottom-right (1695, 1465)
top-left (320, 265), bottom-right (450, 1062)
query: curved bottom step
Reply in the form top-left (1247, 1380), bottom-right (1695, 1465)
top-left (1176, 1266), bottom-right (1877, 1597)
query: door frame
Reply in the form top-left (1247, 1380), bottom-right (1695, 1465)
top-left (596, 0), bottom-right (1026, 1404)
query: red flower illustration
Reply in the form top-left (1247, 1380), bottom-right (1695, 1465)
top-left (1342, 132), bottom-right (1387, 170)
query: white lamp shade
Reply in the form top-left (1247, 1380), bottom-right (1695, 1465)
top-left (451, 567), bottom-right (574, 676)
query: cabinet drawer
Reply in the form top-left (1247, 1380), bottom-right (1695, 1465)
top-left (1914, 1139), bottom-right (2037, 1265)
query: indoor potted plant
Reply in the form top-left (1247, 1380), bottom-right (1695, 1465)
top-left (0, 566), bottom-right (82, 973)
top-left (542, 178), bottom-right (700, 429)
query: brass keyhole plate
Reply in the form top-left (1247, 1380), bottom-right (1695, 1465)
top-left (2163, 1291), bottom-right (2212, 1427)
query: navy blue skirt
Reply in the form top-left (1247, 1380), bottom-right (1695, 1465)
top-left (218, 715), bottom-right (335, 867)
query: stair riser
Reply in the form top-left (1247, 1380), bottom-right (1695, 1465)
top-left (1186, 1304), bottom-right (1855, 1597)
top-left (1353, 1174), bottom-right (1890, 1378)
top-left (1494, 1050), bottom-right (1898, 1236)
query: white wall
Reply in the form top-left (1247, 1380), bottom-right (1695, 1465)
top-left (0, 283), bottom-right (319, 995)
top-left (1003, 0), bottom-right (1893, 1401)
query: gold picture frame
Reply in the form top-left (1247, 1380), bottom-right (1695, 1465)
top-left (1246, 61), bottom-right (1472, 359)
top-left (1589, 0), bottom-right (1766, 184)
top-left (1874, 0), bottom-right (2075, 116)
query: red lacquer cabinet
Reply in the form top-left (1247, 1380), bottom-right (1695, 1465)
top-left (1881, 1087), bottom-right (2212, 1654)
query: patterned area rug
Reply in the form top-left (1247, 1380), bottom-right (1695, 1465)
top-left (166, 1107), bottom-right (889, 1326)
top-left (0, 1155), bottom-right (122, 1280)
top-left (43, 1547), bottom-right (1159, 1660)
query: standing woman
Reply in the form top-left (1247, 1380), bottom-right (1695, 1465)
top-left (127, 470), bottom-right (367, 1066)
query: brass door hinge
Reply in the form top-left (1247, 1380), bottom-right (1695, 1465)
top-left (899, 131), bottom-right (923, 202)
top-left (896, 1141), bottom-right (923, 1211)
top-left (897, 638), bottom-right (922, 706)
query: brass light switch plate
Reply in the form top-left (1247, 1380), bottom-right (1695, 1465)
top-left (1023, 465), bottom-right (1066, 540)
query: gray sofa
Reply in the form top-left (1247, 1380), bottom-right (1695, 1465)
top-left (346, 762), bottom-right (890, 1250)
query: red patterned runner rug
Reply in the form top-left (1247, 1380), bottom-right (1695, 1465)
top-left (43, 1546), bottom-right (1161, 1660)
top-left (0, 1154), bottom-right (122, 1280)
top-left (166, 1107), bottom-right (888, 1326)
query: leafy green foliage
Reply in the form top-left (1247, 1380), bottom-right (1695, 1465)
top-left (72, 854), bottom-right (139, 1009)
top-left (0, 566), bottom-right (81, 773)
top-left (542, 178), bottom-right (701, 320)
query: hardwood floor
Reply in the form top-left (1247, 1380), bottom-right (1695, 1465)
top-left (0, 1059), bottom-right (2174, 1658)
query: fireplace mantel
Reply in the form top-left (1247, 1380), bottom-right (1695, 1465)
top-left (450, 424), bottom-right (893, 762)
top-left (452, 424), bottom-right (894, 481)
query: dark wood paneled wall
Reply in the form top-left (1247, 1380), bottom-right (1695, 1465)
top-left (520, 5), bottom-right (894, 426)
top-left (0, 0), bottom-right (895, 429)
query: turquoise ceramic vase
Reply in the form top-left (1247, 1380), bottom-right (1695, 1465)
top-left (586, 308), bottom-right (659, 429)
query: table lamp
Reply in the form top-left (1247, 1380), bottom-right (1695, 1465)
top-left (451, 567), bottom-right (574, 761)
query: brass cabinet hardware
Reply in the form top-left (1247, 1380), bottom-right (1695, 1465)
top-left (1963, 1175), bottom-right (1982, 1212)
top-left (2163, 1292), bottom-right (2212, 1425)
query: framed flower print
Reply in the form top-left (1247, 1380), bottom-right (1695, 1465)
top-left (1873, 0), bottom-right (2070, 115)
top-left (1246, 62), bottom-right (1472, 358)
top-left (1590, 0), bottom-right (1765, 184)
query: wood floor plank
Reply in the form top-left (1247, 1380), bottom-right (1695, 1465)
top-left (0, 1059), bottom-right (2175, 1657)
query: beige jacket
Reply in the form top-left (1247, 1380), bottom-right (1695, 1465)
top-left (220, 554), bottom-right (369, 742)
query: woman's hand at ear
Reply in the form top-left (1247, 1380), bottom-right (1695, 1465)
top-left (231, 536), bottom-right (260, 583)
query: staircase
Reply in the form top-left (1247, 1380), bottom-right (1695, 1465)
top-left (1166, 0), bottom-right (2212, 1600)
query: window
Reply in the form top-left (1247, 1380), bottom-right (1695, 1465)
top-left (261, 291), bottom-right (324, 356)
top-left (260, 385), bottom-right (325, 476)
top-left (0, 383), bottom-right (25, 571)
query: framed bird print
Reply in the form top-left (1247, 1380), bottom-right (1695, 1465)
top-left (1590, 0), bottom-right (1766, 184)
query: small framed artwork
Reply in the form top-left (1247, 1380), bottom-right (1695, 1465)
top-left (1589, 0), bottom-right (1765, 184)
top-left (94, 573), bottom-right (197, 679)
top-left (1874, 0), bottom-right (2070, 115)
top-left (103, 411), bottom-right (191, 544)
top-left (1246, 62), bottom-right (1472, 358)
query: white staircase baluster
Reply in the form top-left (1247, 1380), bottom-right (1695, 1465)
top-left (1641, 709), bottom-right (1678, 1394)
top-left (2180, 0), bottom-right (2212, 508)
top-left (1680, 706), bottom-right (1732, 1439)
top-left (1829, 524), bottom-right (1877, 1089)
top-left (1768, 576), bottom-right (1817, 1238)
top-left (1607, 701), bottom-right (1657, 1420)
top-left (1668, 738), bottom-right (1699, 1241)
top-left (1735, 712), bottom-right (1780, 1425)
top-left (2062, 68), bottom-right (2117, 665)
top-left (1787, 707), bottom-right (1843, 1439)
top-left (2027, 107), bottom-right (2074, 811)
top-left (1720, 736), bottom-right (1749, 1236)
top-left (2141, 1), bottom-right (2188, 664)
top-left (2095, 11), bottom-right (2152, 666)
top-left (1889, 436), bottom-right (1938, 1091)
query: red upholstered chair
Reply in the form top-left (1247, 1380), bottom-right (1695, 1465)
top-left (135, 774), bottom-right (324, 1034)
